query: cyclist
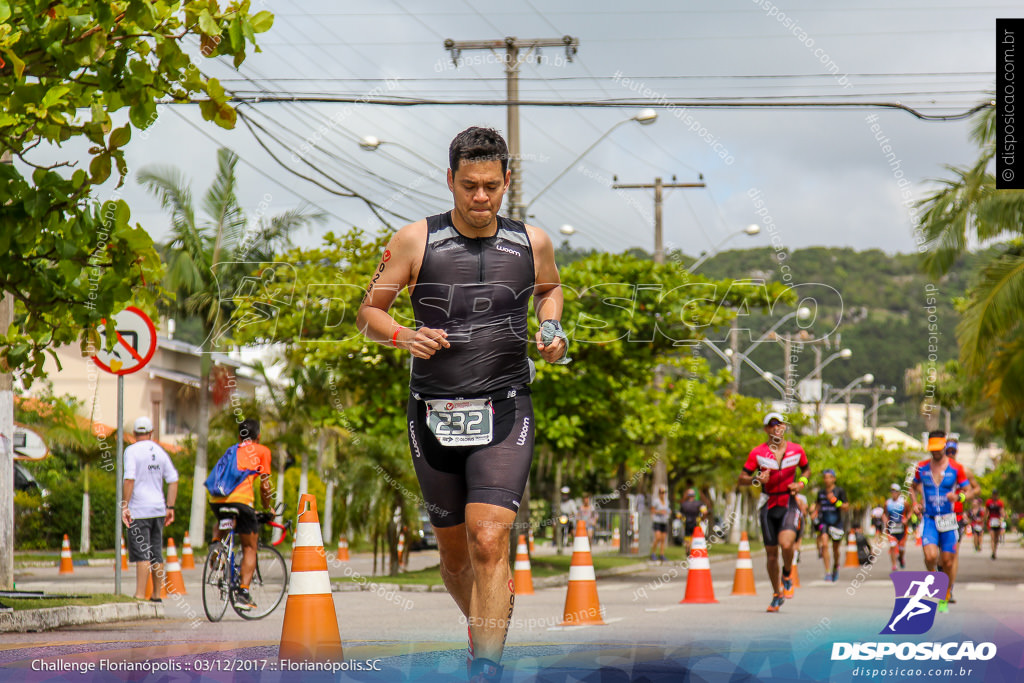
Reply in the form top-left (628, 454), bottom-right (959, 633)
top-left (910, 430), bottom-right (972, 613)
top-left (984, 490), bottom-right (1005, 560)
top-left (207, 418), bottom-right (273, 610)
top-left (968, 498), bottom-right (985, 553)
top-left (885, 483), bottom-right (908, 571)
top-left (815, 469), bottom-right (847, 583)
top-left (738, 412), bottom-right (809, 612)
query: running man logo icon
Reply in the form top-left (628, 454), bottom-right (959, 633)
top-left (880, 571), bottom-right (949, 635)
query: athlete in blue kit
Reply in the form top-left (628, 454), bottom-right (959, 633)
top-left (910, 430), bottom-right (972, 613)
top-left (357, 127), bottom-right (568, 683)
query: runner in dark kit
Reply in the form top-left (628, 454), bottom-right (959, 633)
top-left (357, 127), bottom-right (567, 683)
top-left (738, 412), bottom-right (809, 612)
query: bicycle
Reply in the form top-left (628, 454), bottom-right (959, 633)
top-left (202, 507), bottom-right (291, 621)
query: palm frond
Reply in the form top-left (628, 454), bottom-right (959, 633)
top-left (957, 250), bottom-right (1024, 374)
top-left (202, 148), bottom-right (247, 264)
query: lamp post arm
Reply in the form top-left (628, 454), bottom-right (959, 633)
top-left (524, 118), bottom-right (630, 213)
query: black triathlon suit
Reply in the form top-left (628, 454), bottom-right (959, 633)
top-left (407, 211), bottom-right (536, 528)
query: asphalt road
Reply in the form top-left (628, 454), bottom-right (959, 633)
top-left (3, 534), bottom-right (1022, 682)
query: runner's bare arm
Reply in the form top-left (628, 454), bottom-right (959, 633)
top-left (356, 221), bottom-right (451, 359)
top-left (527, 225), bottom-right (566, 362)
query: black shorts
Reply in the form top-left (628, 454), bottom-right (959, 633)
top-left (126, 516), bottom-right (164, 563)
top-left (408, 390), bottom-right (534, 528)
top-left (653, 522), bottom-right (668, 534)
top-left (759, 499), bottom-right (802, 547)
top-left (210, 502), bottom-right (259, 536)
top-left (684, 522), bottom-right (697, 538)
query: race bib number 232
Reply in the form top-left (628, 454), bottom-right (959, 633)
top-left (425, 398), bottom-right (493, 447)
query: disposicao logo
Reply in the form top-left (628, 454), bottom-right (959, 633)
top-left (881, 571), bottom-right (948, 635)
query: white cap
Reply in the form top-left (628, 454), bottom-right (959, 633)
top-left (560, 486), bottom-right (570, 494)
top-left (133, 416), bottom-right (154, 434)
top-left (891, 483), bottom-right (901, 492)
top-left (763, 412), bottom-right (786, 427)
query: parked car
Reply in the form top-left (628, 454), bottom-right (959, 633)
top-left (409, 509), bottom-right (437, 551)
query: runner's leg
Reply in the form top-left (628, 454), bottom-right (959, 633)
top-left (466, 503), bottom-right (517, 663)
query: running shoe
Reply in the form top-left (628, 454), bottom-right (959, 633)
top-left (899, 557), bottom-right (905, 569)
top-left (823, 573), bottom-right (833, 583)
top-left (766, 593), bottom-right (784, 613)
top-left (659, 554), bottom-right (667, 563)
top-left (650, 553), bottom-right (657, 562)
top-left (831, 569), bottom-right (839, 583)
top-left (468, 658), bottom-right (503, 683)
top-left (782, 577), bottom-right (794, 599)
top-left (937, 599), bottom-right (949, 613)
top-left (233, 587), bottom-right (257, 611)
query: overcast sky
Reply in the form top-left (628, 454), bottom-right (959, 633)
top-left (50, 0), bottom-right (1006, 257)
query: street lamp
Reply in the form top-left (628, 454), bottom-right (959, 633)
top-left (688, 224), bottom-right (761, 272)
top-left (358, 135), bottom-right (446, 172)
top-left (867, 395), bottom-right (896, 446)
top-left (829, 373), bottom-right (874, 444)
top-left (760, 371), bottom-right (788, 399)
top-left (523, 109), bottom-right (658, 213)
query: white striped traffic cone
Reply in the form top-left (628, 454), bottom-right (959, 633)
top-left (181, 532), bottom-right (196, 570)
top-left (680, 525), bottom-right (718, 603)
top-left (120, 537), bottom-right (128, 570)
top-left (560, 520), bottom-right (605, 625)
top-left (731, 531), bottom-right (756, 596)
top-left (513, 534), bottom-right (534, 595)
top-left (279, 494), bottom-right (343, 662)
top-left (59, 534), bottom-right (74, 574)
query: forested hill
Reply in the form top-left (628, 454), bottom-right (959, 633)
top-left (555, 242), bottom-right (984, 434)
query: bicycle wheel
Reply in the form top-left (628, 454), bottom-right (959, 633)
top-left (234, 543), bottom-right (289, 620)
top-left (201, 545), bottom-right (231, 622)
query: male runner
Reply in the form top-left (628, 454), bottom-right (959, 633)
top-left (968, 498), bottom-right (985, 553)
top-left (814, 468), bottom-right (847, 583)
top-left (984, 490), bottom-right (1005, 560)
top-left (357, 127), bottom-right (567, 683)
top-left (942, 437), bottom-right (980, 604)
top-left (678, 488), bottom-right (707, 556)
top-left (738, 412), bottom-right (809, 611)
top-left (910, 430), bottom-right (972, 613)
top-left (885, 483), bottom-right (908, 571)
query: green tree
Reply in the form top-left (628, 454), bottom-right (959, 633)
top-left (0, 0), bottom-right (275, 588)
top-left (916, 103), bottom-right (1024, 445)
top-left (139, 147), bottom-right (325, 547)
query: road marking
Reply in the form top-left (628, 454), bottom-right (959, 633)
top-left (597, 583), bottom-right (633, 592)
top-left (964, 583), bottom-right (996, 591)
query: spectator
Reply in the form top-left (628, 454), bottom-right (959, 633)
top-left (121, 416), bottom-right (178, 602)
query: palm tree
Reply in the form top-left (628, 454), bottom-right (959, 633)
top-left (139, 148), bottom-right (325, 547)
top-left (916, 102), bottom-right (1024, 440)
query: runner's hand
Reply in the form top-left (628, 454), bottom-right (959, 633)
top-left (121, 505), bottom-right (132, 527)
top-left (401, 326), bottom-right (450, 359)
top-left (945, 491), bottom-right (959, 502)
top-left (535, 329), bottom-right (567, 363)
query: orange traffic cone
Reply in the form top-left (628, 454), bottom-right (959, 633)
top-left (397, 529), bottom-right (406, 567)
top-left (681, 525), bottom-right (718, 604)
top-left (181, 532), bottom-right (196, 570)
top-left (528, 529), bottom-right (535, 554)
top-left (279, 494), bottom-right (343, 662)
top-left (560, 520), bottom-right (605, 625)
top-left (164, 539), bottom-right (187, 595)
top-left (611, 526), bottom-right (620, 550)
top-left (965, 524), bottom-right (973, 538)
top-left (915, 527), bottom-right (922, 546)
top-left (792, 554), bottom-right (801, 588)
top-left (337, 536), bottom-right (350, 562)
top-left (513, 534), bottom-right (534, 595)
top-left (844, 532), bottom-right (860, 567)
top-left (120, 537), bottom-right (128, 571)
top-left (730, 531), bottom-right (757, 596)
top-left (58, 534), bottom-right (74, 574)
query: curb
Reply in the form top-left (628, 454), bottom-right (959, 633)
top-left (0, 601), bottom-right (164, 633)
top-left (16, 559), bottom-right (116, 569)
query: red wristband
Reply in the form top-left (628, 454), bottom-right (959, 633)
top-left (391, 327), bottom-right (405, 347)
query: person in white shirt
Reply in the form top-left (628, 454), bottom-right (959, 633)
top-left (121, 416), bottom-right (178, 601)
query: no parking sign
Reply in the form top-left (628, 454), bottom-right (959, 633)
top-left (91, 305), bottom-right (157, 375)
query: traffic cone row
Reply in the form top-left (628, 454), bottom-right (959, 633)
top-left (513, 534), bottom-right (534, 595)
top-left (844, 533), bottom-right (860, 567)
top-left (279, 494), bottom-right (343, 662)
top-left (181, 532), bottom-right (196, 570)
top-left (337, 536), bottom-right (350, 562)
top-left (730, 531), bottom-right (756, 596)
top-left (59, 534), bottom-right (74, 574)
top-left (561, 520), bottom-right (604, 625)
top-left (680, 525), bottom-right (717, 604)
top-left (164, 539), bottom-right (187, 594)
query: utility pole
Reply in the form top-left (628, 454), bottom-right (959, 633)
top-left (612, 176), bottom-right (705, 492)
top-left (0, 150), bottom-right (13, 589)
top-left (444, 36), bottom-right (579, 221)
top-left (611, 177), bottom-right (706, 264)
